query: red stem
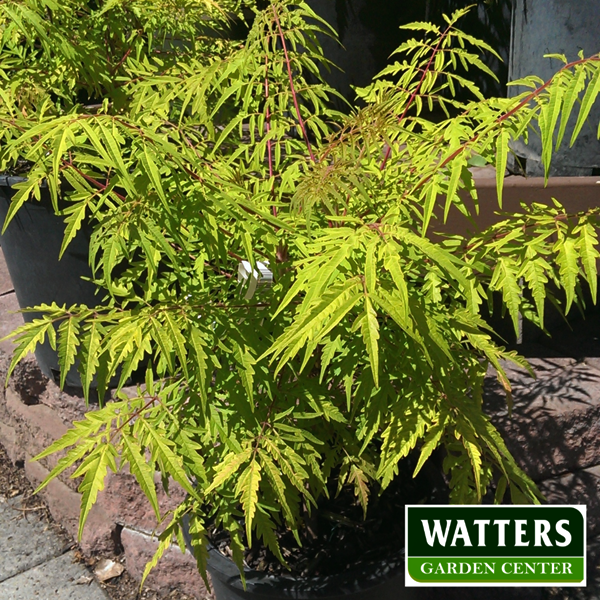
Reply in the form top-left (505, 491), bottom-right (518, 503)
top-left (265, 55), bottom-right (274, 180)
top-left (380, 21), bottom-right (453, 171)
top-left (62, 160), bottom-right (126, 201)
top-left (463, 207), bottom-right (600, 253)
top-left (110, 396), bottom-right (159, 442)
top-left (265, 54), bottom-right (277, 217)
top-left (272, 4), bottom-right (316, 163)
top-left (498, 55), bottom-right (600, 124)
top-left (411, 54), bottom-right (600, 195)
top-left (111, 47), bottom-right (132, 75)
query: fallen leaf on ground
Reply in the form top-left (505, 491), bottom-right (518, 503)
top-left (94, 558), bottom-right (125, 582)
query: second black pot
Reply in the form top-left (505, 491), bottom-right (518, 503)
top-left (182, 516), bottom-right (420, 600)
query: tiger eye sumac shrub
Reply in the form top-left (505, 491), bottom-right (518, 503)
top-left (2, 0), bottom-right (600, 584)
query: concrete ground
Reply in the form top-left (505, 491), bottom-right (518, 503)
top-left (0, 493), bottom-right (108, 600)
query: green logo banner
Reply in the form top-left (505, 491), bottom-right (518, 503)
top-left (405, 505), bottom-right (586, 587)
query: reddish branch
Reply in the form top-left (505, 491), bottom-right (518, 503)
top-left (497, 55), bottom-right (600, 125)
top-left (272, 4), bottom-right (316, 163)
top-left (62, 158), bottom-right (127, 201)
top-left (463, 206), bottom-right (600, 253)
top-left (380, 21), bottom-right (454, 171)
top-left (265, 54), bottom-right (277, 217)
top-left (265, 55), bottom-right (274, 180)
top-left (110, 395), bottom-right (160, 443)
top-left (404, 54), bottom-right (600, 209)
top-left (110, 47), bottom-right (132, 75)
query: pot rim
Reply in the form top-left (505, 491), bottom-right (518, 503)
top-left (0, 175), bottom-right (29, 187)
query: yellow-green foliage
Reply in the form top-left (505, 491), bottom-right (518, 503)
top-left (2, 0), bottom-right (600, 582)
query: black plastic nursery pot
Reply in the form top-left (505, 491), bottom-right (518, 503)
top-left (182, 519), bottom-right (420, 600)
top-left (0, 176), bottom-right (100, 388)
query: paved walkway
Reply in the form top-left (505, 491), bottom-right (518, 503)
top-left (0, 494), bottom-right (108, 600)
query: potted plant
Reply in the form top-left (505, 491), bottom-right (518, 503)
top-left (3, 1), bottom-right (600, 597)
top-left (0, 0), bottom-right (243, 386)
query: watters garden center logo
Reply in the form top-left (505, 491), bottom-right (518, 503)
top-left (405, 505), bottom-right (586, 587)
